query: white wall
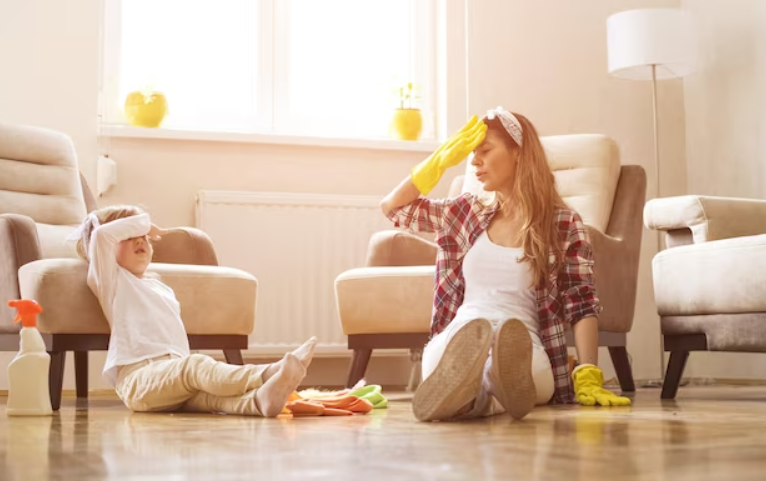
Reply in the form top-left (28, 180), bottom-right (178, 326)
top-left (0, 0), bottom-right (689, 390)
top-left (682, 0), bottom-right (766, 380)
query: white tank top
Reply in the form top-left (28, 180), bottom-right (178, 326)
top-left (452, 231), bottom-right (543, 347)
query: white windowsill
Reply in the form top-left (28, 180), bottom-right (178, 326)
top-left (99, 124), bottom-right (441, 153)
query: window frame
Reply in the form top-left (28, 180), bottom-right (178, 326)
top-left (99, 0), bottom-right (468, 145)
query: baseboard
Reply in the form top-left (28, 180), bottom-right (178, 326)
top-left (709, 378), bottom-right (766, 387)
top-left (0, 385), bottom-right (413, 398)
top-left (0, 389), bottom-right (119, 397)
top-left (633, 377), bottom-right (766, 388)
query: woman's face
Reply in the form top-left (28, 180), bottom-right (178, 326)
top-left (471, 127), bottom-right (519, 194)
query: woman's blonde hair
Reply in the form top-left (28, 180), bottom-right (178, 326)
top-left (75, 205), bottom-right (146, 260)
top-left (481, 113), bottom-right (567, 287)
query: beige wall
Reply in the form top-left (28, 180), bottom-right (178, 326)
top-left (0, 0), bottom-right (100, 180)
top-left (681, 0), bottom-right (766, 380)
top-left (0, 0), bottom-right (688, 390)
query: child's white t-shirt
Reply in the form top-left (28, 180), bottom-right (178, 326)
top-left (87, 213), bottom-right (190, 386)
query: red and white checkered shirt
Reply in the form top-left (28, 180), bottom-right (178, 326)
top-left (386, 193), bottom-right (602, 404)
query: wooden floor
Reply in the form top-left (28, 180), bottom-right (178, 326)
top-left (2, 387), bottom-right (766, 480)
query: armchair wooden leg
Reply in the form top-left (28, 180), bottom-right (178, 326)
top-left (406, 348), bottom-right (423, 392)
top-left (48, 351), bottom-right (66, 411)
top-left (74, 351), bottom-right (89, 399)
top-left (223, 350), bottom-right (244, 365)
top-left (608, 346), bottom-right (636, 393)
top-left (662, 351), bottom-right (690, 400)
top-left (347, 349), bottom-right (372, 388)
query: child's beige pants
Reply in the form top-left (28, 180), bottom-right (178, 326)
top-left (115, 353), bottom-right (269, 415)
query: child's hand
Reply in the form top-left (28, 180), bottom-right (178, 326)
top-left (148, 224), bottom-right (168, 241)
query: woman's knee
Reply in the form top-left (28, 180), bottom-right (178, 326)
top-left (531, 348), bottom-right (555, 404)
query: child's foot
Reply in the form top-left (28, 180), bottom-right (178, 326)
top-left (261, 337), bottom-right (317, 383)
top-left (292, 336), bottom-right (318, 369)
top-left (256, 353), bottom-right (306, 417)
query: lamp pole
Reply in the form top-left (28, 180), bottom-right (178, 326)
top-left (650, 63), bottom-right (667, 382)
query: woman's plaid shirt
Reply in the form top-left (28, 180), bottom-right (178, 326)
top-left (386, 193), bottom-right (602, 404)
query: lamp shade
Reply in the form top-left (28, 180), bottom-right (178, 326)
top-left (607, 8), bottom-right (696, 80)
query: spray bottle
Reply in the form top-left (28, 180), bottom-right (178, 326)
top-left (6, 299), bottom-right (52, 416)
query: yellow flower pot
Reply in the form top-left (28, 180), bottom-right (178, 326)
top-left (124, 90), bottom-right (168, 128)
top-left (391, 108), bottom-right (422, 141)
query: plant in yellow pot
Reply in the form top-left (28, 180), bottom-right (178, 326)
top-left (390, 82), bottom-right (422, 141)
top-left (124, 87), bottom-right (168, 128)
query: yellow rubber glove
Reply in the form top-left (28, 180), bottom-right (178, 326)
top-left (573, 365), bottom-right (632, 407)
top-left (411, 115), bottom-right (487, 195)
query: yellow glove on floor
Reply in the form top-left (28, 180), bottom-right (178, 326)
top-left (573, 364), bottom-right (632, 407)
top-left (411, 115), bottom-right (487, 195)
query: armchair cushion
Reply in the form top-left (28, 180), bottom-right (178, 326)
top-left (18, 259), bottom-right (257, 336)
top-left (644, 195), bottom-right (766, 245)
top-left (652, 234), bottom-right (766, 316)
top-left (36, 223), bottom-right (79, 259)
top-left (335, 266), bottom-right (434, 335)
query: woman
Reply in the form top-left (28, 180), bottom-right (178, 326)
top-left (380, 108), bottom-right (630, 422)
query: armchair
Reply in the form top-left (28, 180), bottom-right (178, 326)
top-left (0, 122), bottom-right (257, 410)
top-left (644, 195), bottom-right (766, 399)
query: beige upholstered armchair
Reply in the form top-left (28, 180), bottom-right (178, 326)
top-left (335, 134), bottom-right (646, 393)
top-left (644, 195), bottom-right (766, 399)
top-left (0, 122), bottom-right (257, 410)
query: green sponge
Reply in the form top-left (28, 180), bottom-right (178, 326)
top-left (348, 384), bottom-right (387, 409)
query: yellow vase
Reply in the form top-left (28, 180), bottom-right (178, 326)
top-left (124, 90), bottom-right (168, 128)
top-left (391, 109), bottom-right (422, 141)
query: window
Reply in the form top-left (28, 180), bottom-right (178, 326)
top-left (101, 0), bottom-right (436, 140)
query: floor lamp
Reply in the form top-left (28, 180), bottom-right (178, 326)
top-left (606, 8), bottom-right (696, 381)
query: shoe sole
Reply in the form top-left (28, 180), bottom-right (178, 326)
top-left (412, 319), bottom-right (492, 422)
top-left (494, 319), bottom-right (536, 420)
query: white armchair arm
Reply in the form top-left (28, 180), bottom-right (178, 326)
top-left (644, 195), bottom-right (766, 245)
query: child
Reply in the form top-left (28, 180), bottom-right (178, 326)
top-left (71, 205), bottom-right (316, 417)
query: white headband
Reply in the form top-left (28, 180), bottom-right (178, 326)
top-left (66, 212), bottom-right (101, 242)
top-left (486, 106), bottom-right (523, 147)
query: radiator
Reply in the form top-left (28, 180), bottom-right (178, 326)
top-left (195, 191), bottom-right (394, 356)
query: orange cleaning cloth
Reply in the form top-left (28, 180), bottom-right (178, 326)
top-left (282, 392), bottom-right (374, 417)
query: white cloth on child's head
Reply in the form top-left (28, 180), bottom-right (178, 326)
top-left (66, 212), bottom-right (101, 242)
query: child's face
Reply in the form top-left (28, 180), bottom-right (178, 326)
top-left (116, 235), bottom-right (153, 277)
